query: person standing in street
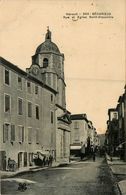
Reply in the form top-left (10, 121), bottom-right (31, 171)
top-left (93, 152), bottom-right (96, 162)
top-left (3, 156), bottom-right (6, 171)
top-left (42, 156), bottom-right (46, 166)
top-left (49, 155), bottom-right (53, 167)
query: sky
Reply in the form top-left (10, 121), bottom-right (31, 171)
top-left (0, 0), bottom-right (125, 134)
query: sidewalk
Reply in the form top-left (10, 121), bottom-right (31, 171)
top-left (0, 161), bottom-right (60, 179)
top-left (0, 160), bottom-right (78, 179)
top-left (106, 154), bottom-right (126, 195)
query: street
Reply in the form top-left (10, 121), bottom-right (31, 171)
top-left (1, 157), bottom-right (116, 195)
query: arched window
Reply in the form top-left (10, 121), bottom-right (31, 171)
top-left (43, 58), bottom-right (48, 68)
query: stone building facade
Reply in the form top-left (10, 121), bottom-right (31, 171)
top-left (117, 95), bottom-right (125, 155)
top-left (105, 89), bottom-right (126, 161)
top-left (70, 114), bottom-right (98, 157)
top-left (0, 29), bottom-right (71, 170)
top-left (105, 108), bottom-right (119, 155)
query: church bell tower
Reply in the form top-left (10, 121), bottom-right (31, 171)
top-left (28, 28), bottom-right (66, 109)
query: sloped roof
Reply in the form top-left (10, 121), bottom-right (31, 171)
top-left (70, 114), bottom-right (88, 122)
top-left (0, 57), bottom-right (57, 94)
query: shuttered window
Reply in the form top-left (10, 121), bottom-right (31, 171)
top-left (51, 94), bottom-right (53, 103)
top-left (18, 76), bottom-right (22, 90)
top-left (36, 105), bottom-right (39, 119)
top-left (11, 124), bottom-right (15, 141)
top-left (18, 98), bottom-right (23, 115)
top-left (3, 124), bottom-right (9, 143)
top-left (28, 102), bottom-right (32, 117)
top-left (27, 81), bottom-right (31, 93)
top-left (5, 94), bottom-right (10, 113)
top-left (28, 127), bottom-right (32, 144)
top-left (5, 69), bottom-right (10, 85)
top-left (18, 126), bottom-right (24, 143)
top-left (35, 85), bottom-right (38, 95)
top-left (51, 111), bottom-right (53, 124)
top-left (36, 129), bottom-right (39, 144)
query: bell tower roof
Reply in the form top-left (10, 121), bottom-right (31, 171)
top-left (35, 28), bottom-right (60, 54)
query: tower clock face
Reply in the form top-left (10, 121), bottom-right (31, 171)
top-left (32, 67), bottom-right (39, 75)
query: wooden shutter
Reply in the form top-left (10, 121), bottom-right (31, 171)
top-left (11, 124), bottom-right (15, 141)
top-left (3, 124), bottom-right (5, 143)
top-left (28, 128), bottom-right (32, 143)
top-left (3, 124), bottom-right (9, 142)
top-left (36, 129), bottom-right (39, 144)
top-left (22, 127), bottom-right (24, 142)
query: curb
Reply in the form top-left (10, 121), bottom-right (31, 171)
top-left (1, 161), bottom-right (63, 179)
top-left (1, 167), bottom-right (48, 179)
top-left (1, 160), bottom-right (86, 179)
top-left (106, 157), bottom-right (122, 195)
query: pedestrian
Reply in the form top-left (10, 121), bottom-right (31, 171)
top-left (80, 153), bottom-right (83, 161)
top-left (12, 160), bottom-right (16, 171)
top-left (43, 156), bottom-right (46, 166)
top-left (49, 155), bottom-right (53, 167)
top-left (93, 152), bottom-right (96, 162)
top-left (46, 157), bottom-right (49, 166)
top-left (9, 159), bottom-right (15, 171)
top-left (3, 156), bottom-right (7, 171)
top-left (8, 157), bottom-right (11, 171)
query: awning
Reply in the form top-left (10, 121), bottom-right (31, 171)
top-left (70, 145), bottom-right (81, 150)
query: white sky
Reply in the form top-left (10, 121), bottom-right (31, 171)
top-left (0, 0), bottom-right (125, 133)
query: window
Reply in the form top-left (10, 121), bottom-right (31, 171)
top-left (36, 105), bottom-right (39, 119)
top-left (18, 126), bottom-right (24, 143)
top-left (51, 94), bottom-right (53, 103)
top-left (113, 112), bottom-right (118, 119)
top-left (35, 85), bottom-right (38, 95)
top-left (43, 58), bottom-right (48, 68)
top-left (27, 81), bottom-right (31, 93)
top-left (28, 127), bottom-right (32, 144)
top-left (4, 94), bottom-right (10, 113)
top-left (3, 123), bottom-right (9, 143)
top-left (28, 102), bottom-right (32, 117)
top-left (11, 124), bottom-right (15, 142)
top-left (36, 129), bottom-right (39, 144)
top-left (5, 69), bottom-right (10, 85)
top-left (51, 111), bottom-right (53, 124)
top-left (18, 98), bottom-right (23, 115)
top-left (18, 76), bottom-right (22, 90)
